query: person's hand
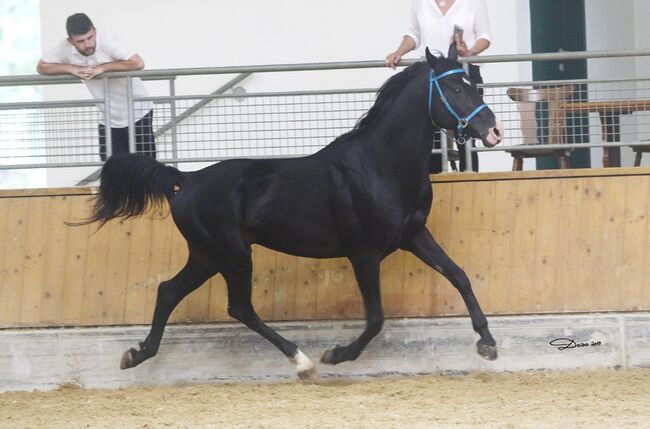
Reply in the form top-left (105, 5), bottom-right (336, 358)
top-left (457, 41), bottom-right (473, 57)
top-left (82, 65), bottom-right (105, 80)
top-left (69, 65), bottom-right (92, 80)
top-left (70, 65), bottom-right (105, 80)
top-left (454, 36), bottom-right (474, 57)
top-left (385, 51), bottom-right (402, 70)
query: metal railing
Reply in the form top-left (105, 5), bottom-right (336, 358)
top-left (1, 49), bottom-right (650, 185)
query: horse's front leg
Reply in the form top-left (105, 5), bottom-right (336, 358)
top-left (223, 267), bottom-right (319, 382)
top-left (320, 254), bottom-right (384, 365)
top-left (402, 227), bottom-right (497, 360)
top-left (120, 257), bottom-right (216, 369)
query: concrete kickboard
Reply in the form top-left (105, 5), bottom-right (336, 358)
top-left (0, 312), bottom-right (648, 392)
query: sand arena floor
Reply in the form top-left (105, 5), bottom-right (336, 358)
top-left (1, 368), bottom-right (649, 429)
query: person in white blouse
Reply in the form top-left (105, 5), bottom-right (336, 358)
top-left (386, 0), bottom-right (492, 173)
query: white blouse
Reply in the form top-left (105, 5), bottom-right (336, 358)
top-left (406, 0), bottom-right (492, 56)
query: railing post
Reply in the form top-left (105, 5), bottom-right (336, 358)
top-left (464, 138), bottom-right (473, 172)
top-left (103, 77), bottom-right (113, 158)
top-left (169, 77), bottom-right (178, 164)
top-left (126, 76), bottom-right (135, 154)
top-left (440, 131), bottom-right (449, 172)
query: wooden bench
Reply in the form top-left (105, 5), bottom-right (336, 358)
top-left (558, 99), bottom-right (650, 167)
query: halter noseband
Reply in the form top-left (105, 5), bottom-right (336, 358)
top-left (428, 68), bottom-right (487, 143)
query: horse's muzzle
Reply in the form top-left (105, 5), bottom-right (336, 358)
top-left (482, 120), bottom-right (504, 148)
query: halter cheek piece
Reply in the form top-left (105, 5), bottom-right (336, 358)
top-left (428, 68), bottom-right (487, 144)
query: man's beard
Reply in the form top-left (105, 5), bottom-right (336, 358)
top-left (77, 47), bottom-right (96, 56)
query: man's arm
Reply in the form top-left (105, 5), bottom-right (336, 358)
top-left (97, 53), bottom-right (145, 73)
top-left (78, 53), bottom-right (144, 80)
top-left (36, 54), bottom-right (144, 80)
top-left (80, 53), bottom-right (145, 80)
top-left (36, 60), bottom-right (90, 79)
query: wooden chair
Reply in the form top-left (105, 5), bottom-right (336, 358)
top-left (633, 142), bottom-right (650, 166)
top-left (628, 101), bottom-right (650, 166)
top-left (505, 85), bottom-right (576, 170)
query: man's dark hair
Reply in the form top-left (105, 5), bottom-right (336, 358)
top-left (66, 13), bottom-right (94, 37)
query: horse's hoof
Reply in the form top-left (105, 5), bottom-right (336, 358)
top-left (320, 345), bottom-right (341, 365)
top-left (477, 342), bottom-right (498, 361)
top-left (290, 349), bottom-right (319, 382)
top-left (120, 348), bottom-right (137, 369)
top-left (297, 366), bottom-right (320, 383)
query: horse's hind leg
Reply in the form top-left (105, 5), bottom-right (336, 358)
top-left (402, 228), bottom-right (497, 360)
top-left (120, 256), bottom-right (216, 369)
top-left (321, 254), bottom-right (384, 365)
top-left (223, 266), bottom-right (319, 382)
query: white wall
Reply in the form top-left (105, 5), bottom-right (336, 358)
top-left (39, 0), bottom-right (533, 185)
top-left (34, 1), bottom-right (650, 185)
top-left (586, 0), bottom-right (636, 78)
top-left (39, 0), bottom-right (531, 92)
top-left (585, 0), bottom-right (650, 167)
top-left (633, 0), bottom-right (650, 76)
top-left (585, 0), bottom-right (635, 167)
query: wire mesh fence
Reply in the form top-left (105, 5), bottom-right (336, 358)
top-left (0, 101), bottom-right (101, 166)
top-left (2, 56), bottom-right (650, 178)
top-left (151, 90), bottom-right (376, 161)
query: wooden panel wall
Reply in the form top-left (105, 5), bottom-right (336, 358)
top-left (1, 168), bottom-right (650, 328)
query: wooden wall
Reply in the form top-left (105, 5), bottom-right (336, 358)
top-left (1, 168), bottom-right (649, 328)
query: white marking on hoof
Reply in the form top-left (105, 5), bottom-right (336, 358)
top-left (289, 349), bottom-right (319, 382)
top-left (290, 349), bottom-right (314, 373)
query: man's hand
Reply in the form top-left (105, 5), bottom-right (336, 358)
top-left (37, 54), bottom-right (143, 79)
top-left (78, 65), bottom-right (105, 80)
top-left (67, 65), bottom-right (102, 80)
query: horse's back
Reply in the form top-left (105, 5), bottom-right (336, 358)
top-left (168, 157), bottom-right (352, 257)
top-left (170, 145), bottom-right (432, 259)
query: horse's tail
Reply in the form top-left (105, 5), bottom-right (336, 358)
top-left (75, 154), bottom-right (185, 227)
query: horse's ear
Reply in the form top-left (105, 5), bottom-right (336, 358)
top-left (447, 42), bottom-right (458, 62)
top-left (425, 47), bottom-right (438, 67)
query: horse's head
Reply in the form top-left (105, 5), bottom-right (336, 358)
top-left (425, 46), bottom-right (503, 148)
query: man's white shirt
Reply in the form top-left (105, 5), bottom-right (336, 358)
top-left (42, 31), bottom-right (153, 127)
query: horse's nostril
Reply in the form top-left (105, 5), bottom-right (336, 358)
top-left (493, 127), bottom-right (501, 138)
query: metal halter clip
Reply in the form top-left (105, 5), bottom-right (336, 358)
top-left (458, 118), bottom-right (469, 129)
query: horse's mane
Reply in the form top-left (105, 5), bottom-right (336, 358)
top-left (331, 61), bottom-right (429, 144)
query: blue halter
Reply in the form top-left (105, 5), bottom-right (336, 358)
top-left (428, 68), bottom-right (487, 140)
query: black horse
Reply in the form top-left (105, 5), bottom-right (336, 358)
top-left (84, 47), bottom-right (503, 381)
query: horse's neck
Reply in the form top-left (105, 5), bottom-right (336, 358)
top-left (371, 80), bottom-right (435, 163)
